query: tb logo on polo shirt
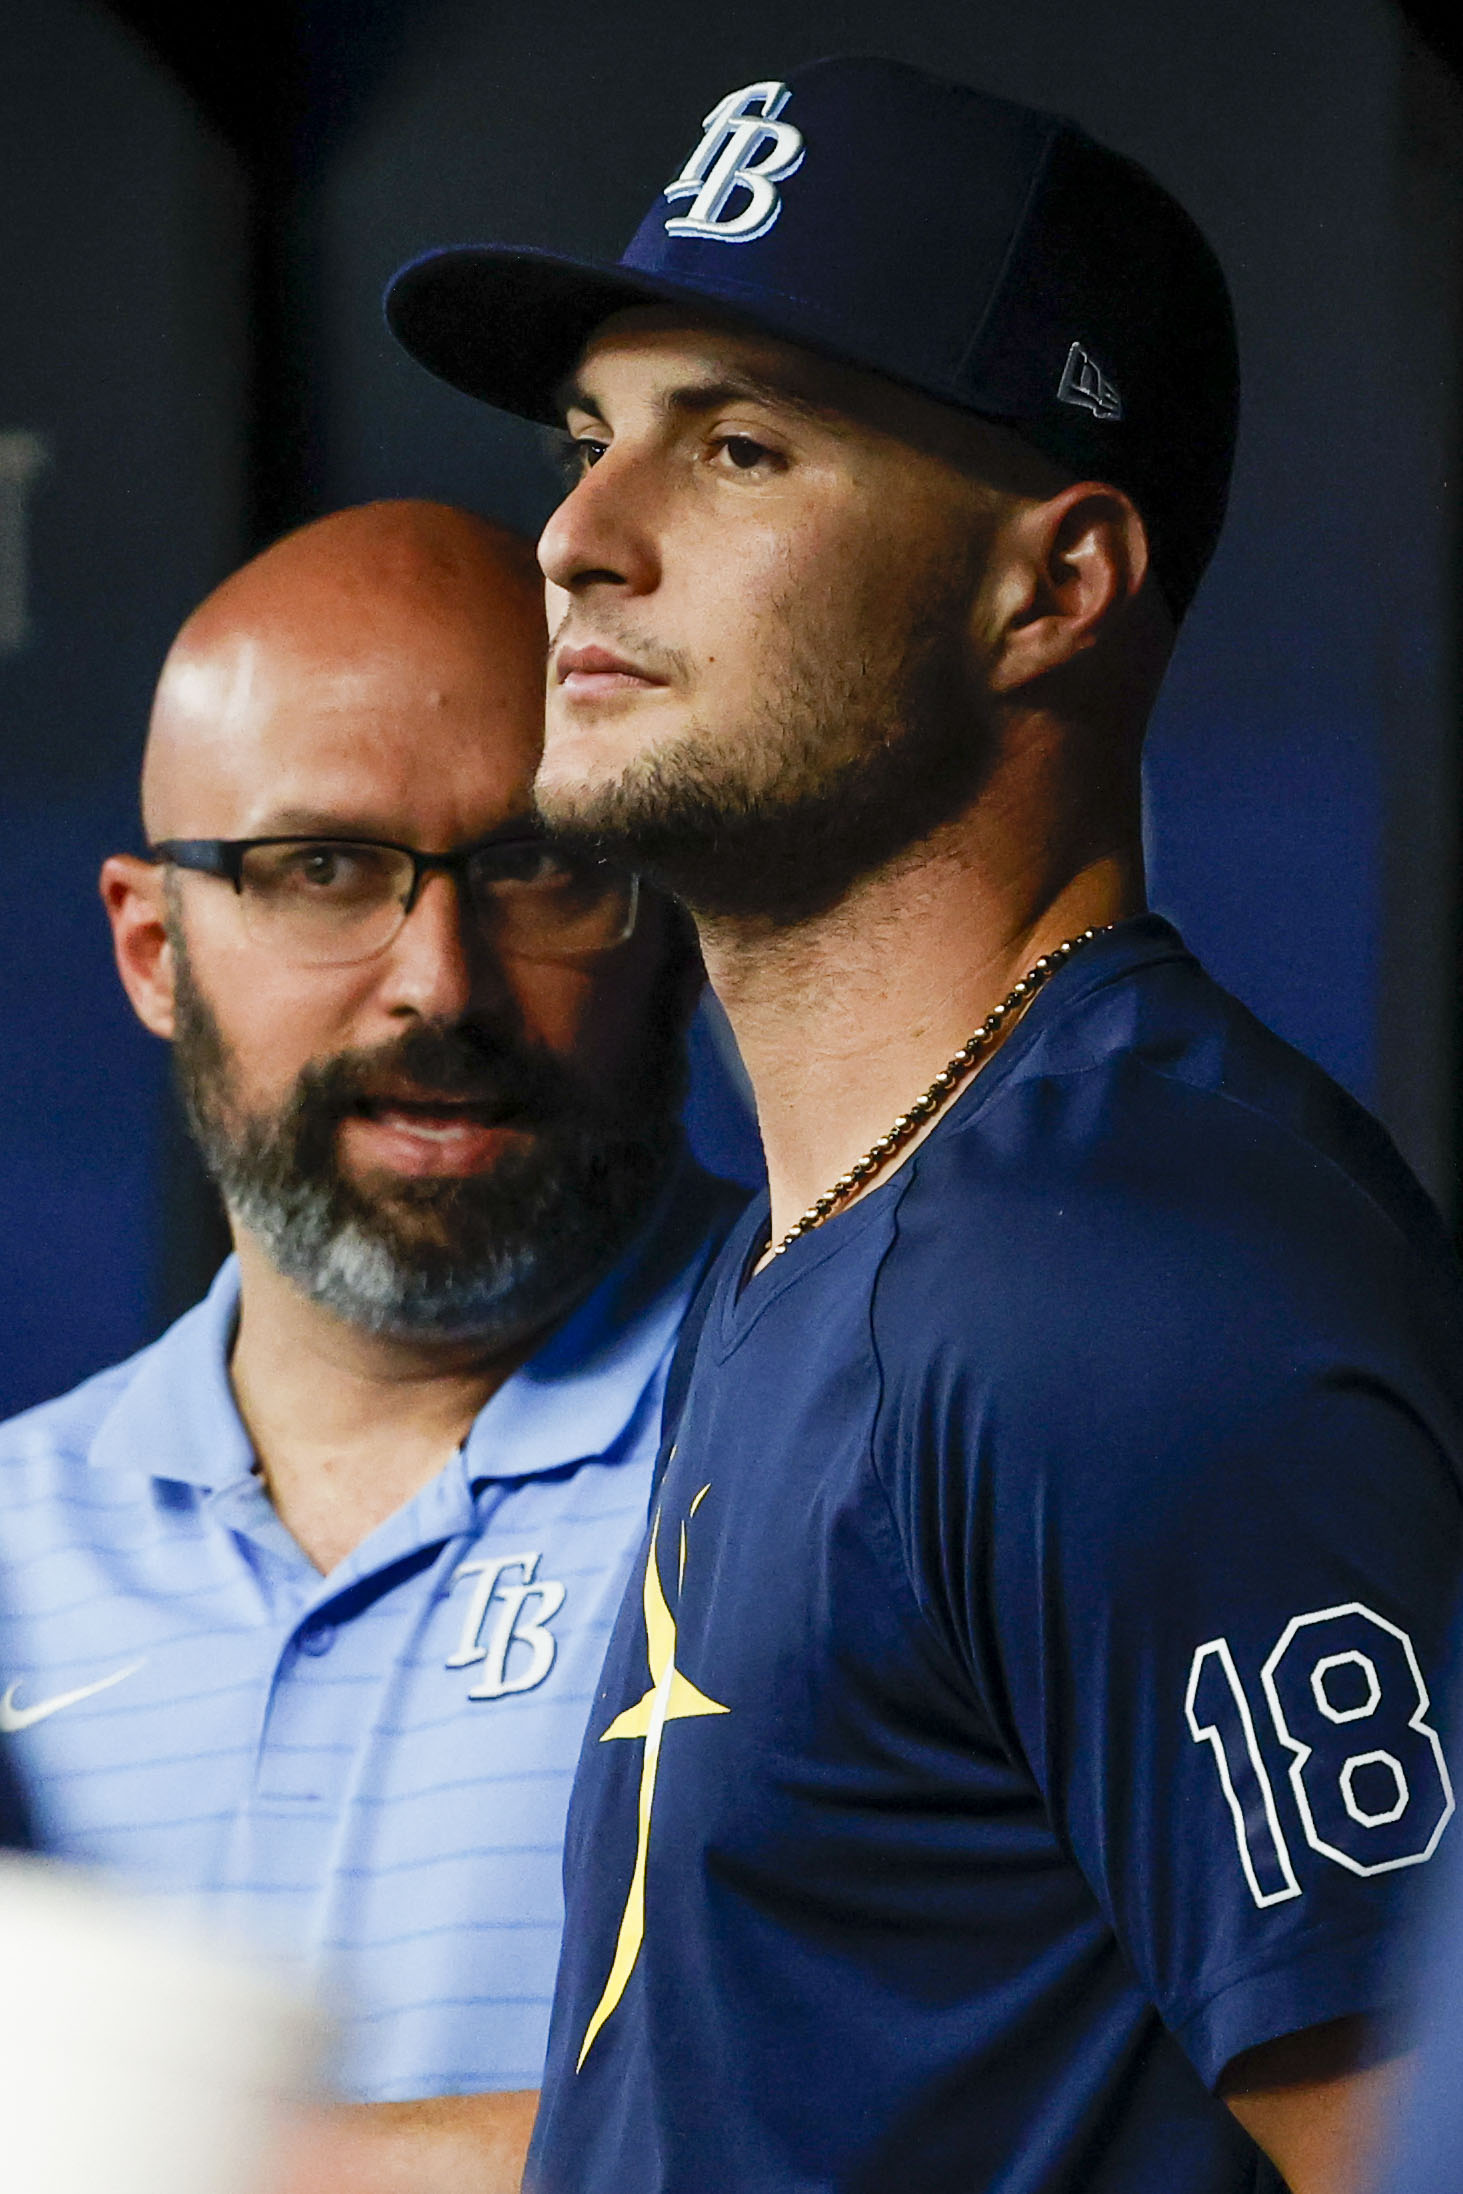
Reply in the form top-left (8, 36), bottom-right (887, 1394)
top-left (447, 1552), bottom-right (567, 1699)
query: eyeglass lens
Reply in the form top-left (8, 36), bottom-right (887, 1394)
top-left (235, 841), bottom-right (637, 967)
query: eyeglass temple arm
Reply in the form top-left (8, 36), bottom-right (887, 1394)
top-left (147, 841), bottom-right (247, 888)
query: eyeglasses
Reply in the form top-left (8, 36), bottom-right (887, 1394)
top-left (148, 832), bottom-right (640, 969)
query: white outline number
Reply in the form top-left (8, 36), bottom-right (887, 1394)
top-left (1185, 1639), bottom-right (1301, 1906)
top-left (1262, 1604), bottom-right (1453, 1876)
top-left (1187, 1603), bottom-right (1453, 1905)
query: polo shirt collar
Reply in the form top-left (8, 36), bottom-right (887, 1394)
top-left (86, 1149), bottom-right (728, 1493)
top-left (88, 1264), bottom-right (252, 1489)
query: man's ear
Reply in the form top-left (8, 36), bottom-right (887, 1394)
top-left (100, 855), bottom-right (178, 1040)
top-left (984, 482), bottom-right (1152, 695)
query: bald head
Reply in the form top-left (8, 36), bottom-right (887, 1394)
top-left (144, 501), bottom-right (546, 843)
top-left (104, 495), bottom-right (695, 1359)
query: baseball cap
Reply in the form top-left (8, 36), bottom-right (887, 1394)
top-left (386, 56), bottom-right (1239, 618)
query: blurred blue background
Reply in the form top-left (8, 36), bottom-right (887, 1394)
top-left (0, 0), bottom-right (1459, 1413)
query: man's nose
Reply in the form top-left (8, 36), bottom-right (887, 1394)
top-left (374, 872), bottom-right (509, 1023)
top-left (538, 451), bottom-right (661, 600)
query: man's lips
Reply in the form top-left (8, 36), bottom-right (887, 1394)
top-left (555, 643), bottom-right (667, 697)
top-left (338, 1093), bottom-right (536, 1179)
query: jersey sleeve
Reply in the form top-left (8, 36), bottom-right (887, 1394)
top-left (1032, 1377), bottom-right (1458, 2087)
top-left (881, 1085), bottom-right (1463, 2091)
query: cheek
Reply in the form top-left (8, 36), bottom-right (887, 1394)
top-left (682, 516), bottom-right (859, 681)
top-left (179, 926), bottom-right (373, 1105)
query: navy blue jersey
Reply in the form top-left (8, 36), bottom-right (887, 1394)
top-left (528, 917), bottom-right (1463, 2194)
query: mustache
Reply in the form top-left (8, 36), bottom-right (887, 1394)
top-left (293, 1019), bottom-right (581, 1130)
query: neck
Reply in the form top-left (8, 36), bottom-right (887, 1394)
top-left (228, 1230), bottom-right (542, 1573)
top-left (698, 735), bottom-right (1146, 1245)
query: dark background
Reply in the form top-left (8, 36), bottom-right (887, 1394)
top-left (0, 0), bottom-right (1460, 1414)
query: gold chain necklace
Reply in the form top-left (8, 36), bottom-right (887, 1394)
top-left (766, 925), bottom-right (1113, 1261)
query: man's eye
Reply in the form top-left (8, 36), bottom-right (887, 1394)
top-left (568, 436), bottom-right (608, 478)
top-left (289, 847), bottom-right (369, 890)
top-left (714, 435), bottom-right (780, 474)
top-left (480, 842), bottom-right (566, 888)
top-left (256, 845), bottom-right (393, 902)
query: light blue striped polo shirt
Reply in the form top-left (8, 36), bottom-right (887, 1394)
top-left (0, 1158), bottom-right (740, 2100)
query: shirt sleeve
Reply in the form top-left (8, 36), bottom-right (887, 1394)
top-left (1004, 1366), bottom-right (1462, 2087)
top-left (882, 1094), bottom-right (1463, 2092)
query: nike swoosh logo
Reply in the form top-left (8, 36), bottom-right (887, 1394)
top-left (0, 1660), bottom-right (147, 1733)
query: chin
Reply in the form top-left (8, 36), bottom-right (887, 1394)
top-left (538, 700), bottom-right (667, 819)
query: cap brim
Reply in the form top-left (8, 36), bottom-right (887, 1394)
top-left (385, 244), bottom-right (739, 425)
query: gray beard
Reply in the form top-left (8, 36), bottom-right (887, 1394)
top-left (218, 1136), bottom-right (665, 1346)
top-left (170, 939), bottom-right (685, 1346)
top-left (230, 1189), bottom-right (549, 1342)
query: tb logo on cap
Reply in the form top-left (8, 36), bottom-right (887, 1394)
top-left (664, 81), bottom-right (805, 244)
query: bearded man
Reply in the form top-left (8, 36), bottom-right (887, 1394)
top-left (386, 58), bottom-right (1463, 2194)
top-left (0, 500), bottom-right (740, 2194)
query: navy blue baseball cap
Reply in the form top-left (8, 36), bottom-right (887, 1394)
top-left (386, 56), bottom-right (1238, 618)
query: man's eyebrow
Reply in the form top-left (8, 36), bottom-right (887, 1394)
top-left (670, 372), bottom-right (851, 429)
top-left (241, 810), bottom-right (402, 839)
top-left (556, 368), bottom-right (848, 432)
top-left (555, 378), bottom-right (605, 424)
top-left (241, 809), bottom-right (540, 842)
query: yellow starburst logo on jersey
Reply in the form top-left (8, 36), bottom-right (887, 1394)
top-left (576, 1485), bottom-right (727, 2070)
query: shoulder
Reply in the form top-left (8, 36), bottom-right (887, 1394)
top-left (887, 945), bottom-right (1459, 1355)
top-left (868, 943), bottom-right (1463, 1524)
top-left (0, 1352), bottom-right (149, 1470)
top-left (0, 1348), bottom-right (163, 1567)
top-left (863, 960), bottom-right (1463, 1757)
top-left (0, 1277), bottom-right (228, 1477)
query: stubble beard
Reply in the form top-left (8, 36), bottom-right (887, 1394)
top-left (537, 539), bottom-right (995, 928)
top-left (168, 929), bottom-right (686, 1347)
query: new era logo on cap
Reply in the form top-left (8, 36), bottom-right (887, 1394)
top-left (664, 82), bottom-right (806, 244)
top-left (1057, 342), bottom-right (1122, 421)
